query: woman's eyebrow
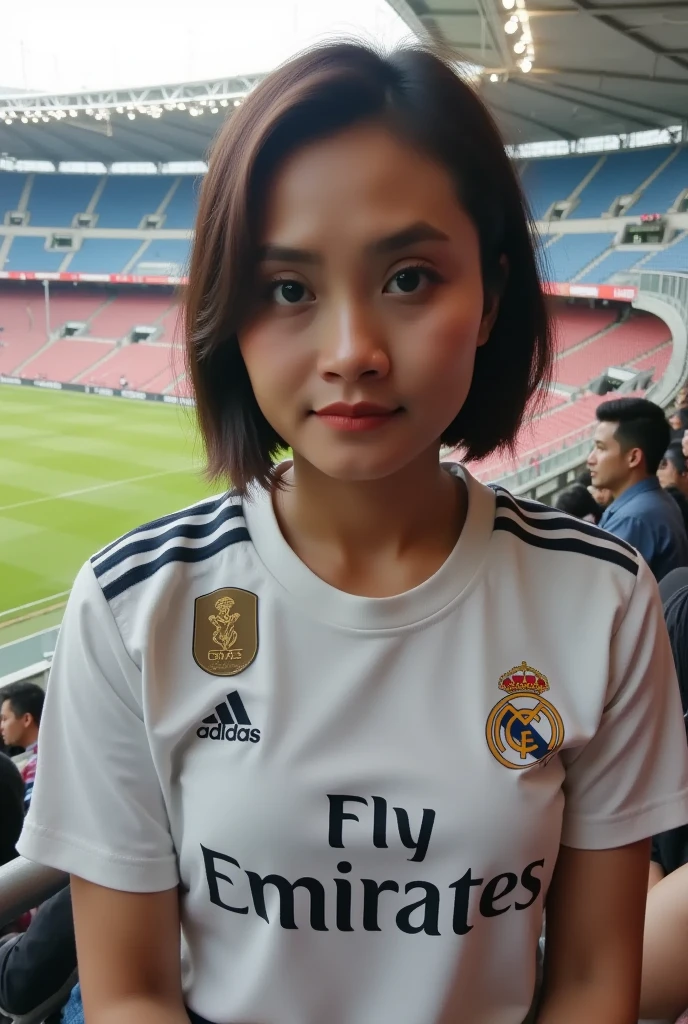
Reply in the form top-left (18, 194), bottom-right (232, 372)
top-left (258, 222), bottom-right (450, 265)
top-left (369, 222), bottom-right (450, 254)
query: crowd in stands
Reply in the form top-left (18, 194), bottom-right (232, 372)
top-left (552, 394), bottom-right (688, 1020)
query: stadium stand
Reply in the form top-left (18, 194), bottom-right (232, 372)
top-left (162, 176), bottom-right (198, 228)
top-left (521, 154), bottom-right (599, 220)
top-left (3, 237), bottom-right (65, 272)
top-left (641, 233), bottom-right (688, 273)
top-left (553, 305), bottom-right (617, 353)
top-left (0, 172), bottom-right (27, 219)
top-left (554, 312), bottom-right (670, 388)
top-left (21, 338), bottom-right (115, 381)
top-left (93, 175), bottom-right (173, 228)
top-left (570, 148), bottom-right (670, 219)
top-left (67, 238), bottom-right (143, 273)
top-left (133, 239), bottom-right (190, 274)
top-left (86, 292), bottom-right (175, 340)
top-left (79, 342), bottom-right (177, 390)
top-left (27, 174), bottom-right (100, 227)
top-left (544, 233), bottom-right (614, 282)
top-left (627, 146), bottom-right (688, 215)
top-left (578, 248), bottom-right (645, 284)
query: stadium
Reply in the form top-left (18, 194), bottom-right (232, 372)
top-left (3, 0), bottom-right (688, 1019)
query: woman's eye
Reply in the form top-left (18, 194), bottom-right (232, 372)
top-left (384, 267), bottom-right (437, 295)
top-left (271, 280), bottom-right (314, 306)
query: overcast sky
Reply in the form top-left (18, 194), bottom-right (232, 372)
top-left (0, 0), bottom-right (413, 94)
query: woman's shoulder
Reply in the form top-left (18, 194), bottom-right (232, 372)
top-left (86, 489), bottom-right (248, 606)
top-left (489, 482), bottom-right (642, 581)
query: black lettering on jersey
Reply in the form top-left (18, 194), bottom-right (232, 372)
top-left (395, 882), bottom-right (441, 936)
top-left (479, 872), bottom-right (518, 917)
top-left (328, 794), bottom-right (435, 862)
top-left (515, 859), bottom-right (544, 910)
top-left (201, 843), bottom-right (547, 935)
top-left (201, 845), bottom-right (248, 915)
top-left (245, 871), bottom-right (328, 931)
top-left (449, 869), bottom-right (483, 935)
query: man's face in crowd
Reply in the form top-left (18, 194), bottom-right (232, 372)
top-left (0, 700), bottom-right (32, 748)
top-left (588, 421), bottom-right (634, 495)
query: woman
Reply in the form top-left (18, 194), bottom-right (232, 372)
top-left (19, 43), bottom-right (688, 1024)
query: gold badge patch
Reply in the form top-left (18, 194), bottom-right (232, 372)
top-left (193, 588), bottom-right (258, 677)
top-left (486, 662), bottom-right (564, 770)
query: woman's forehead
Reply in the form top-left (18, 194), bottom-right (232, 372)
top-left (259, 125), bottom-right (470, 247)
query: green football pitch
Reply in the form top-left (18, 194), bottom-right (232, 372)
top-left (0, 386), bottom-right (215, 642)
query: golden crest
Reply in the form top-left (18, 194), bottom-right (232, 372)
top-left (486, 662), bottom-right (564, 770)
top-left (193, 588), bottom-right (258, 677)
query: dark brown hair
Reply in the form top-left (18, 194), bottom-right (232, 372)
top-left (185, 41), bottom-right (552, 491)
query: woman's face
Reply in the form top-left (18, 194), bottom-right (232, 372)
top-left (239, 123), bottom-right (499, 482)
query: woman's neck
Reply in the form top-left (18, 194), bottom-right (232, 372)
top-left (273, 449), bottom-right (467, 597)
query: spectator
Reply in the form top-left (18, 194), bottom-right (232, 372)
top-left (552, 482), bottom-right (601, 523)
top-left (0, 753), bottom-right (24, 868)
top-left (589, 397), bottom-right (688, 580)
top-left (576, 468), bottom-right (613, 510)
top-left (0, 886), bottom-right (78, 1024)
top-left (668, 407), bottom-right (688, 442)
top-left (0, 683), bottom-right (45, 810)
top-left (639, 580), bottom-right (688, 1021)
top-left (658, 443), bottom-right (688, 535)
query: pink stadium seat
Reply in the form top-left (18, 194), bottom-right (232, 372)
top-left (553, 306), bottom-right (617, 355)
top-left (555, 313), bottom-right (671, 388)
top-left (87, 293), bottom-right (176, 341)
top-left (630, 341), bottom-right (672, 377)
top-left (21, 339), bottom-right (114, 381)
top-left (80, 343), bottom-right (175, 390)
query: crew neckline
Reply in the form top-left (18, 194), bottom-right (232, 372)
top-left (242, 464), bottom-right (496, 632)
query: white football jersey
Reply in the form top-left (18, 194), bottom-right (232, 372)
top-left (20, 466), bottom-right (688, 1024)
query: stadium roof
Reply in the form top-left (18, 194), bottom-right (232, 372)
top-left (0, 1), bottom-right (687, 161)
top-left (393, 0), bottom-right (688, 143)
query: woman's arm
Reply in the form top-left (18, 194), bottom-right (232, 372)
top-left (536, 841), bottom-right (649, 1024)
top-left (71, 876), bottom-right (189, 1024)
top-left (640, 860), bottom-right (688, 1021)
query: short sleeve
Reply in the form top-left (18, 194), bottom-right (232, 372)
top-left (561, 558), bottom-right (688, 849)
top-left (18, 562), bottom-right (178, 892)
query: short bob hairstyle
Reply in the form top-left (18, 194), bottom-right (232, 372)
top-left (185, 42), bottom-right (552, 492)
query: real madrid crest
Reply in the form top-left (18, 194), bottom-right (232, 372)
top-left (193, 588), bottom-right (258, 677)
top-left (486, 662), bottom-right (564, 769)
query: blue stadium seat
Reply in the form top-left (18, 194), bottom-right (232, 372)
top-left (135, 239), bottom-right (190, 273)
top-left (641, 234), bottom-right (688, 272)
top-left (162, 177), bottom-right (199, 229)
top-left (3, 236), bottom-right (67, 271)
top-left (28, 174), bottom-right (100, 227)
top-left (94, 176), bottom-right (172, 228)
top-left (544, 233), bottom-right (615, 282)
top-left (0, 174), bottom-right (28, 220)
top-left (521, 155), bottom-right (599, 221)
top-left (570, 148), bottom-right (670, 219)
top-left (578, 248), bottom-right (646, 283)
top-left (627, 147), bottom-right (688, 215)
top-left (68, 239), bottom-right (142, 273)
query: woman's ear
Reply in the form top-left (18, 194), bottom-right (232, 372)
top-left (477, 254), bottom-right (509, 348)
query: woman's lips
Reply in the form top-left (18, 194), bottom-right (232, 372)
top-left (314, 402), bottom-right (402, 432)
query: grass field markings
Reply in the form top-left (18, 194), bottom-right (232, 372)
top-left (0, 466), bottom-right (195, 513)
top-left (0, 601), bottom-right (70, 632)
top-left (0, 590), bottom-right (71, 619)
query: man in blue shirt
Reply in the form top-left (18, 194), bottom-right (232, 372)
top-left (589, 397), bottom-right (688, 581)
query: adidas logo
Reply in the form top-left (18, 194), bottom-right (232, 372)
top-left (196, 691), bottom-right (260, 744)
